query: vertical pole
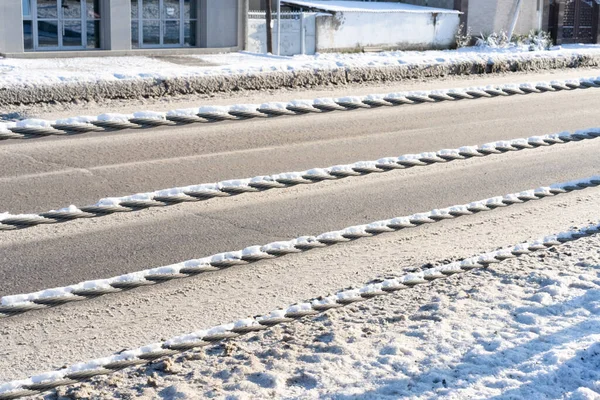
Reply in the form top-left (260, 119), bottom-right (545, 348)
top-left (594, 2), bottom-right (600, 44)
top-left (265, 0), bottom-right (273, 53)
top-left (507, 0), bottom-right (523, 41)
top-left (300, 12), bottom-right (305, 55)
top-left (453, 0), bottom-right (469, 33)
top-left (241, 0), bottom-right (249, 50)
top-left (556, 0), bottom-right (565, 45)
top-left (277, 0), bottom-right (281, 55)
top-left (541, 0), bottom-right (551, 32)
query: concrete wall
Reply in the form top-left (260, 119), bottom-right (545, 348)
top-left (0, 0), bottom-right (25, 53)
top-left (202, 0), bottom-right (240, 47)
top-left (107, 0), bottom-right (132, 51)
top-left (249, 0), bottom-right (293, 11)
top-left (468, 0), bottom-right (540, 36)
top-left (247, 13), bottom-right (316, 55)
top-left (394, 0), bottom-right (455, 9)
top-left (315, 11), bottom-right (460, 52)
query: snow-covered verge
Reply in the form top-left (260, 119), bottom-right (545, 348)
top-left (37, 229), bottom-right (600, 400)
top-left (1, 45), bottom-right (600, 106)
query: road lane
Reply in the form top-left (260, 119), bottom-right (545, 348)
top-left (1, 140), bottom-right (598, 295)
top-left (0, 88), bottom-right (599, 213)
top-left (1, 70), bottom-right (600, 384)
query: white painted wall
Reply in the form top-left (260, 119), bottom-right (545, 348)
top-left (247, 13), bottom-right (316, 55)
top-left (467, 0), bottom-right (540, 36)
top-left (0, 0), bottom-right (25, 53)
top-left (315, 12), bottom-right (460, 52)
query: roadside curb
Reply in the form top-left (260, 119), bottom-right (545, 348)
top-left (2, 52), bottom-right (600, 107)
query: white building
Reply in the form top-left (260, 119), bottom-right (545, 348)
top-left (0, 0), bottom-right (246, 57)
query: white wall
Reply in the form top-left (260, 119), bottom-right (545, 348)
top-left (0, 0), bottom-right (25, 53)
top-left (315, 12), bottom-right (460, 52)
top-left (107, 0), bottom-right (132, 51)
top-left (467, 0), bottom-right (540, 36)
top-left (247, 13), bottom-right (316, 55)
top-left (204, 0), bottom-right (240, 48)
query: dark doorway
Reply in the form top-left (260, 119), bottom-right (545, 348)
top-left (558, 0), bottom-right (599, 43)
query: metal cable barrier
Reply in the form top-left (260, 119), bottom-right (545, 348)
top-left (1, 175), bottom-right (597, 319)
top-left (1, 76), bottom-right (599, 140)
top-left (1, 128), bottom-right (598, 232)
top-left (1, 221), bottom-right (598, 400)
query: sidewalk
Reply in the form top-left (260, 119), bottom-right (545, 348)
top-left (1, 44), bottom-right (600, 107)
top-left (1, 45), bottom-right (600, 88)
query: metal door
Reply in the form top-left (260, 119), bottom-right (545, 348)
top-left (562, 0), bottom-right (597, 43)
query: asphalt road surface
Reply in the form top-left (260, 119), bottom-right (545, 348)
top-left (1, 70), bottom-right (599, 381)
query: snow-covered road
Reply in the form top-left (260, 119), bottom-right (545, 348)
top-left (31, 218), bottom-right (600, 400)
top-left (1, 70), bottom-right (599, 398)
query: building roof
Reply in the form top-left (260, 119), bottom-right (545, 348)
top-left (281, 0), bottom-right (461, 14)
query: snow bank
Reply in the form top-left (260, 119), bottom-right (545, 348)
top-left (2, 45), bottom-right (600, 105)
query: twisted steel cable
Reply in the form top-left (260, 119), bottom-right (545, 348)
top-left (1, 221), bottom-right (598, 400)
top-left (1, 128), bottom-right (598, 232)
top-left (1, 76), bottom-right (599, 140)
top-left (1, 175), bottom-right (597, 318)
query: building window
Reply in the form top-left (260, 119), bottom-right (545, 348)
top-left (23, 0), bottom-right (32, 17)
top-left (131, 0), bottom-right (140, 48)
top-left (131, 0), bottom-right (197, 48)
top-left (23, 0), bottom-right (34, 50)
top-left (23, 21), bottom-right (34, 50)
top-left (86, 0), bottom-right (101, 48)
top-left (22, 0), bottom-right (101, 51)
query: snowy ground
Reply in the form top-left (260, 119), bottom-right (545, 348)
top-left (1, 44), bottom-right (600, 89)
top-left (40, 232), bottom-right (600, 400)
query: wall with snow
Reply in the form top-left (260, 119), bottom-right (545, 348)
top-left (247, 13), bottom-right (317, 55)
top-left (315, 11), bottom-right (460, 52)
top-left (392, 0), bottom-right (455, 10)
top-left (467, 0), bottom-right (540, 36)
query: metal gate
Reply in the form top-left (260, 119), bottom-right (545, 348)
top-left (561, 0), bottom-right (597, 43)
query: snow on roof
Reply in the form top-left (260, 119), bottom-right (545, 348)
top-left (281, 0), bottom-right (461, 14)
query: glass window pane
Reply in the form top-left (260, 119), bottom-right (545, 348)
top-left (184, 21), bottom-right (196, 47)
top-left (23, 21), bottom-right (33, 50)
top-left (131, 0), bottom-right (138, 19)
top-left (87, 20), bottom-right (101, 48)
top-left (62, 21), bottom-right (82, 47)
top-left (86, 0), bottom-right (101, 19)
top-left (22, 0), bottom-right (32, 18)
top-left (37, 20), bottom-right (59, 47)
top-left (184, 0), bottom-right (197, 19)
top-left (37, 0), bottom-right (58, 18)
top-left (62, 0), bottom-right (82, 18)
top-left (131, 20), bottom-right (139, 48)
top-left (143, 0), bottom-right (160, 19)
top-left (163, 0), bottom-right (180, 19)
top-left (142, 20), bottom-right (160, 45)
top-left (164, 20), bottom-right (180, 44)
